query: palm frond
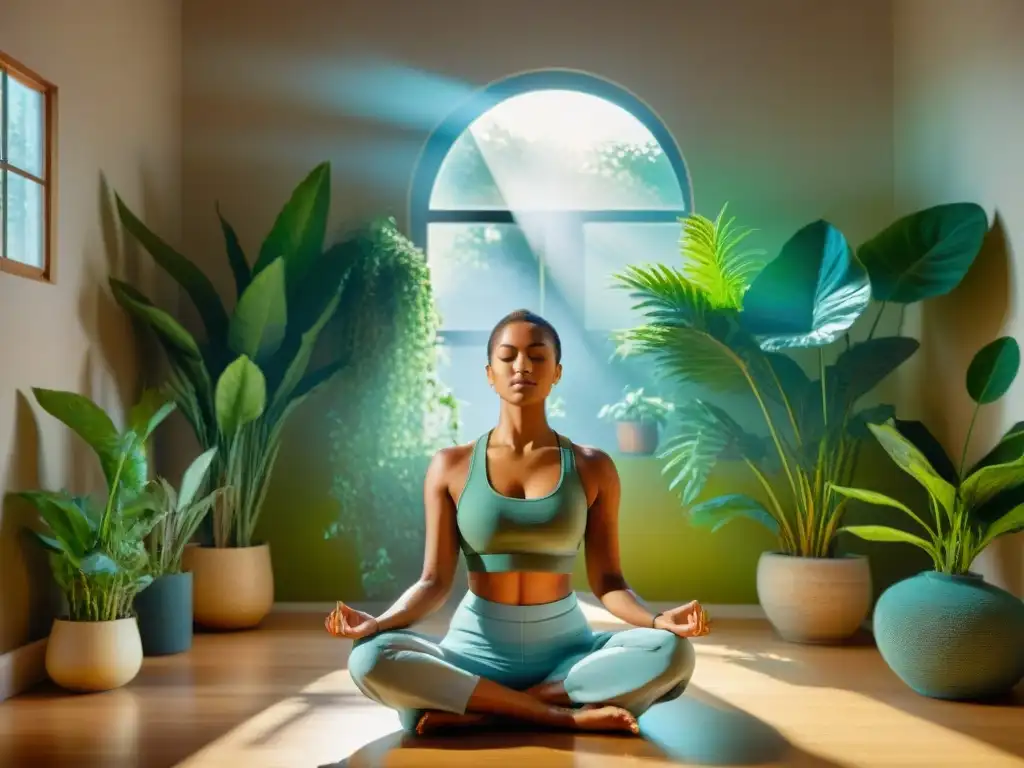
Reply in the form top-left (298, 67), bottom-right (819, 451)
top-left (679, 204), bottom-right (767, 309)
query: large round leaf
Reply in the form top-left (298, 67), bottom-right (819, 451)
top-left (966, 336), bottom-right (1019, 405)
top-left (741, 220), bottom-right (870, 351)
top-left (856, 202), bottom-right (988, 303)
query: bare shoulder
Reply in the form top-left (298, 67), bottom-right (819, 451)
top-left (426, 441), bottom-right (476, 496)
top-left (567, 440), bottom-right (620, 500)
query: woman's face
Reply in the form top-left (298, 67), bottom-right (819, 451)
top-left (486, 321), bottom-right (561, 406)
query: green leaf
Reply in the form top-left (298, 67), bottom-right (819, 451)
top-left (80, 551), bottom-right (120, 575)
top-left (30, 531), bottom-right (64, 554)
top-left (961, 453), bottom-right (1024, 511)
top-left (31, 388), bottom-right (122, 489)
top-left (129, 388), bottom-right (176, 442)
top-left (286, 241), bottom-right (353, 338)
top-left (115, 193), bottom-right (229, 343)
top-left (966, 336), bottom-right (1020, 405)
top-left (215, 355), bottom-right (267, 439)
top-left (216, 202), bottom-right (251, 298)
top-left (980, 503), bottom-right (1024, 547)
top-left (624, 325), bottom-right (752, 394)
top-left (856, 202), bottom-right (988, 303)
top-left (252, 162), bottom-right (331, 296)
top-left (688, 494), bottom-right (779, 534)
top-left (741, 220), bottom-right (871, 351)
top-left (839, 524), bottom-right (938, 556)
top-left (678, 205), bottom-right (767, 310)
top-left (868, 421), bottom-right (957, 513)
top-left (16, 490), bottom-right (97, 559)
top-left (829, 484), bottom-right (932, 534)
top-left (228, 256), bottom-right (288, 363)
top-left (970, 421), bottom-right (1024, 473)
top-left (178, 447), bottom-right (218, 511)
top-left (848, 404), bottom-right (896, 439)
top-left (826, 337), bottom-right (920, 415)
top-left (892, 419), bottom-right (958, 484)
top-left (658, 400), bottom-right (756, 505)
top-left (614, 263), bottom-right (712, 331)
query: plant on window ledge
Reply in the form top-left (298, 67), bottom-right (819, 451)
top-left (615, 202), bottom-right (989, 559)
top-left (326, 217), bottom-right (458, 599)
top-left (598, 385), bottom-right (674, 455)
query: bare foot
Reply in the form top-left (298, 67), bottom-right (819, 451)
top-left (570, 705), bottom-right (639, 735)
top-left (415, 710), bottom-right (494, 735)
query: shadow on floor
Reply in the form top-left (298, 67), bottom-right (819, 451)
top-left (319, 685), bottom-right (850, 767)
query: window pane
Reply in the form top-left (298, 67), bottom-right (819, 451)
top-left (583, 222), bottom-right (682, 331)
top-left (7, 75), bottom-right (45, 178)
top-left (5, 172), bottom-right (45, 268)
top-left (430, 90), bottom-right (685, 211)
top-left (427, 222), bottom-right (542, 331)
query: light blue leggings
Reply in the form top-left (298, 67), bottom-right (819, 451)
top-left (348, 591), bottom-right (696, 732)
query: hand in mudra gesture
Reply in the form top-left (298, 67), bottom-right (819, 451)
top-left (325, 601), bottom-right (379, 640)
top-left (655, 600), bottom-right (711, 638)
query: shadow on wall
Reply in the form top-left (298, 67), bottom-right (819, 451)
top-left (918, 211), bottom-right (1022, 595)
top-left (0, 392), bottom-right (59, 654)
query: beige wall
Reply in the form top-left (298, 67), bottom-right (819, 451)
top-left (0, 0), bottom-right (182, 655)
top-left (894, 0), bottom-right (1024, 596)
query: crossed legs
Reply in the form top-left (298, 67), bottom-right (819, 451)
top-left (347, 626), bottom-right (695, 734)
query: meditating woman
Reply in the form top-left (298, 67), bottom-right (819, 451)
top-left (326, 309), bottom-right (709, 736)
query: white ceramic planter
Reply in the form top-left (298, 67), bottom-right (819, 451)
top-left (45, 617), bottom-right (143, 692)
top-left (756, 551), bottom-right (872, 644)
top-left (184, 543), bottom-right (275, 630)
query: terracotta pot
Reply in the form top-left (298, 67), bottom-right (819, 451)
top-left (756, 551), bottom-right (872, 644)
top-left (184, 543), bottom-right (274, 630)
top-left (45, 618), bottom-right (143, 692)
top-left (616, 421), bottom-right (659, 455)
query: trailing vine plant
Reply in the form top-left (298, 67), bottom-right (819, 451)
top-left (326, 217), bottom-right (458, 598)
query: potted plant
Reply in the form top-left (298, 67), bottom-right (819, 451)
top-left (830, 336), bottom-right (1024, 699)
top-left (12, 387), bottom-right (173, 692)
top-left (598, 386), bottom-right (673, 455)
top-left (111, 162), bottom-right (353, 630)
top-left (133, 447), bottom-right (222, 655)
top-left (615, 201), bottom-right (988, 643)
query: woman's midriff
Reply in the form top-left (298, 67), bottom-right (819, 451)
top-left (468, 571), bottom-right (573, 605)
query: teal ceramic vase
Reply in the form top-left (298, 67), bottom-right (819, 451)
top-left (873, 571), bottom-right (1024, 700)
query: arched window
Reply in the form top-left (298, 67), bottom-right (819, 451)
top-left (411, 70), bottom-right (692, 447)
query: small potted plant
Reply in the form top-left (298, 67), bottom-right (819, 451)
top-left (598, 386), bottom-right (674, 455)
top-left (12, 387), bottom-right (173, 692)
top-left (134, 447), bottom-right (222, 656)
top-left (830, 336), bottom-right (1024, 700)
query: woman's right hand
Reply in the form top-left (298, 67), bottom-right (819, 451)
top-left (325, 601), bottom-right (380, 639)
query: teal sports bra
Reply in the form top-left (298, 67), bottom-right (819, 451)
top-left (456, 431), bottom-right (589, 573)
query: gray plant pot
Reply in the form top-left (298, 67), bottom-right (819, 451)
top-left (133, 571), bottom-right (194, 656)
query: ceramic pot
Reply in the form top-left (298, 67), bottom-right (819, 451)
top-left (134, 571), bottom-right (194, 655)
top-left (617, 421), bottom-right (659, 455)
top-left (756, 552), bottom-right (872, 644)
top-left (184, 543), bottom-right (274, 630)
top-left (45, 617), bottom-right (143, 692)
top-left (873, 570), bottom-right (1024, 700)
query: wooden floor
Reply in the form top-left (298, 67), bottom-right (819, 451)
top-left (1, 596), bottom-right (1022, 768)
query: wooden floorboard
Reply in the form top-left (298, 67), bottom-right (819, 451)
top-left (0, 597), bottom-right (1021, 767)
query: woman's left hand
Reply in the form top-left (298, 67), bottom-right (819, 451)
top-left (653, 600), bottom-right (711, 638)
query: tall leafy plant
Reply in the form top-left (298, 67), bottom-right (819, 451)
top-left (831, 336), bottom-right (1024, 574)
top-left (326, 218), bottom-right (458, 598)
top-left (13, 388), bottom-right (173, 621)
top-left (616, 202), bottom-right (988, 557)
top-left (111, 163), bottom-right (352, 548)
